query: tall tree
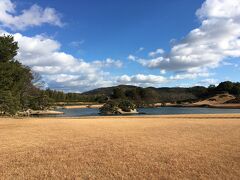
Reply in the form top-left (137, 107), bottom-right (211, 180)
top-left (0, 35), bottom-right (18, 63)
top-left (0, 35), bottom-right (51, 115)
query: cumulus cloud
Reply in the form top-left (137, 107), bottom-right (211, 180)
top-left (148, 48), bottom-right (164, 57)
top-left (128, 54), bottom-right (136, 61)
top-left (222, 61), bottom-right (239, 68)
top-left (160, 70), bottom-right (166, 75)
top-left (1, 0), bottom-right (232, 91)
top-left (93, 58), bottom-right (123, 68)
top-left (0, 0), bottom-right (62, 30)
top-left (1, 28), bottom-right (216, 91)
top-left (169, 72), bottom-right (211, 80)
top-left (195, 78), bottom-right (219, 87)
top-left (117, 74), bottom-right (167, 87)
top-left (0, 30), bottom-right (123, 92)
top-left (136, 0), bottom-right (240, 75)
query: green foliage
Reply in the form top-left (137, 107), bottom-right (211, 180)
top-left (95, 95), bottom-right (108, 103)
top-left (217, 81), bottom-right (234, 92)
top-left (231, 83), bottom-right (240, 95)
top-left (99, 100), bottom-right (119, 114)
top-left (99, 100), bottom-right (136, 114)
top-left (0, 35), bottom-right (18, 63)
top-left (0, 90), bottom-right (20, 115)
top-left (45, 88), bottom-right (98, 103)
top-left (112, 88), bottom-right (125, 99)
top-left (125, 89), bottom-right (139, 101)
top-left (215, 81), bottom-right (240, 96)
top-left (0, 35), bottom-right (51, 115)
top-left (118, 100), bottom-right (136, 112)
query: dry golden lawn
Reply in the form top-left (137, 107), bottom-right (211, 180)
top-left (0, 115), bottom-right (240, 179)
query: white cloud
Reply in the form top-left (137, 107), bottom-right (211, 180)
top-left (196, 0), bottom-right (240, 19)
top-left (160, 70), bottom-right (166, 74)
top-left (136, 47), bottom-right (144, 53)
top-left (1, 29), bottom-right (217, 91)
top-left (117, 74), bottom-right (167, 87)
top-left (195, 78), bottom-right (219, 87)
top-left (93, 58), bottom-right (123, 68)
top-left (0, 0), bottom-right (62, 30)
top-left (0, 30), bottom-right (123, 92)
top-left (128, 54), bottom-right (136, 61)
top-left (222, 61), bottom-right (239, 68)
top-left (2, 0), bottom-right (237, 91)
top-left (148, 48), bottom-right (164, 57)
top-left (169, 72), bottom-right (211, 80)
top-left (135, 0), bottom-right (240, 77)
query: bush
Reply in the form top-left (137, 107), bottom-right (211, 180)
top-left (118, 100), bottom-right (136, 112)
top-left (99, 100), bottom-right (119, 114)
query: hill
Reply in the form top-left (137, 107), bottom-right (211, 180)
top-left (83, 85), bottom-right (138, 96)
top-left (83, 85), bottom-right (207, 103)
top-left (46, 81), bottom-right (240, 107)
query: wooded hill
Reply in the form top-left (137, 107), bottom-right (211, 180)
top-left (82, 82), bottom-right (240, 105)
top-left (48, 81), bottom-right (240, 106)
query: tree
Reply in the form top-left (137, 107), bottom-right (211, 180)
top-left (231, 83), bottom-right (240, 96)
top-left (28, 91), bottom-right (52, 110)
top-left (118, 100), bottom-right (136, 112)
top-left (99, 100), bottom-right (119, 115)
top-left (125, 89), bottom-right (139, 100)
top-left (0, 35), bottom-right (51, 115)
top-left (0, 90), bottom-right (19, 115)
top-left (216, 81), bottom-right (234, 93)
top-left (0, 35), bottom-right (18, 63)
top-left (95, 95), bottom-right (108, 103)
top-left (112, 88), bottom-right (125, 99)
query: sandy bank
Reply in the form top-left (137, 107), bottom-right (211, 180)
top-left (168, 103), bottom-right (240, 109)
top-left (63, 104), bottom-right (103, 109)
top-left (162, 93), bottom-right (240, 109)
top-left (30, 110), bottom-right (64, 115)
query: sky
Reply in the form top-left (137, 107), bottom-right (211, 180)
top-left (0, 0), bottom-right (240, 92)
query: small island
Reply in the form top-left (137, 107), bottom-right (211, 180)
top-left (99, 100), bottom-right (139, 115)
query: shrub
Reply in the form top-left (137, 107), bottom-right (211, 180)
top-left (118, 100), bottom-right (136, 112)
top-left (99, 100), bottom-right (119, 114)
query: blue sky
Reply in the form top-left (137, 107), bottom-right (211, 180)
top-left (0, 0), bottom-right (240, 92)
top-left (23, 0), bottom-right (203, 60)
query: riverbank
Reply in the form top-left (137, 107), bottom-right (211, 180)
top-left (62, 104), bottom-right (103, 109)
top-left (0, 115), bottom-right (239, 179)
top-left (17, 110), bottom-right (64, 116)
top-left (166, 103), bottom-right (240, 109)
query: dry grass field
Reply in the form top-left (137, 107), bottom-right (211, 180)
top-left (0, 115), bottom-right (240, 179)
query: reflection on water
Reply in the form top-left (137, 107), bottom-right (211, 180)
top-left (54, 107), bottom-right (240, 117)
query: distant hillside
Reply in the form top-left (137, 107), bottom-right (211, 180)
top-left (83, 85), bottom-right (138, 96)
top-left (83, 85), bottom-right (207, 103)
top-left (46, 81), bottom-right (240, 105)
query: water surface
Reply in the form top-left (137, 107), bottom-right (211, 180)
top-left (55, 107), bottom-right (240, 117)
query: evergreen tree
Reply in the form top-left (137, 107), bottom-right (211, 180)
top-left (0, 35), bottom-right (51, 115)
